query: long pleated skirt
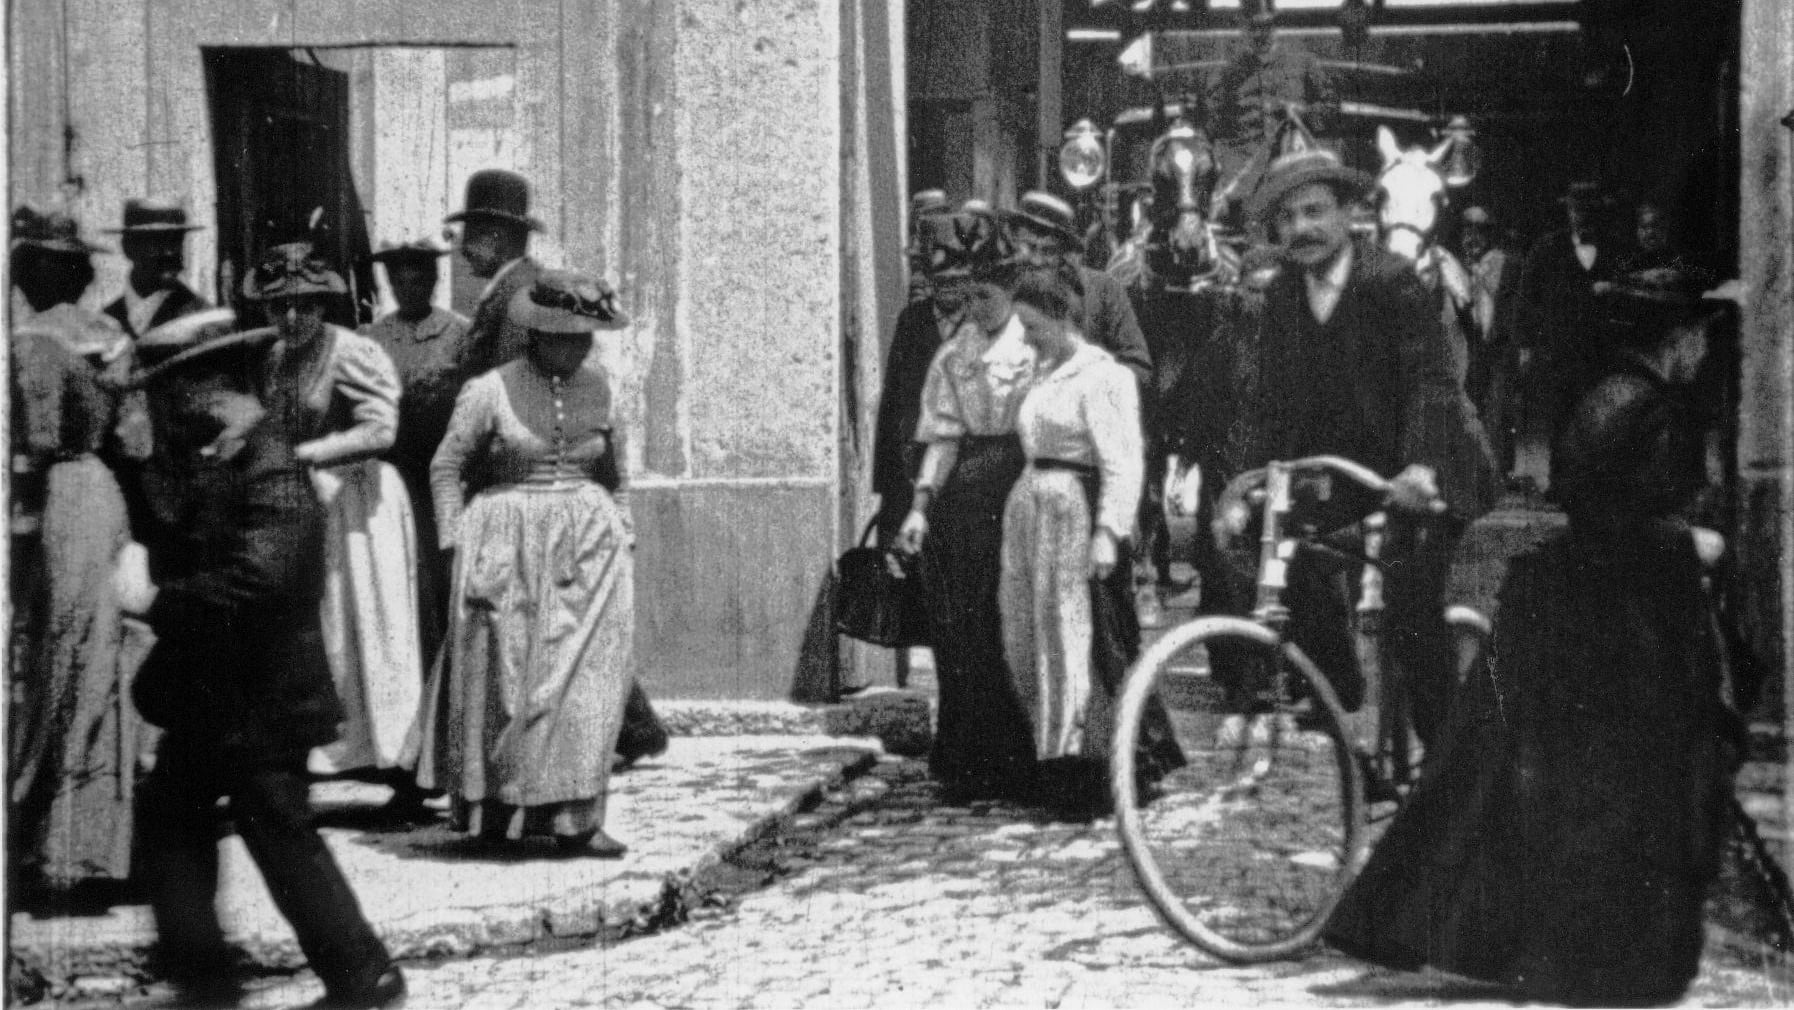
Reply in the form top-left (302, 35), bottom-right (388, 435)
top-left (918, 434), bottom-right (1039, 798)
top-left (416, 481), bottom-right (633, 839)
top-left (309, 459), bottom-right (425, 775)
top-left (8, 455), bottom-right (144, 887)
top-left (998, 464), bottom-right (1186, 782)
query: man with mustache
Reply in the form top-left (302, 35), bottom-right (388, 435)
top-left (1223, 149), bottom-right (1496, 750)
top-left (102, 199), bottom-right (211, 342)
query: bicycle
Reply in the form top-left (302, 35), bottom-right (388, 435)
top-left (1110, 454), bottom-right (1490, 963)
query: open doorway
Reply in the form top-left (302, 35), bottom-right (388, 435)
top-left (202, 44), bottom-right (521, 327)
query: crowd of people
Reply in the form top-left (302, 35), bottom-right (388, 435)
top-left (2, 25), bottom-right (1751, 1004)
top-left (872, 139), bottom-right (1745, 1003)
top-left (8, 169), bottom-right (666, 1008)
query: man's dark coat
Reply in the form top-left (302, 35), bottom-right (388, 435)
top-left (133, 415), bottom-right (343, 754)
top-left (871, 299), bottom-right (949, 525)
top-left (1249, 241), bottom-right (1497, 517)
top-left (1515, 227), bottom-right (1617, 434)
top-left (1077, 266), bottom-right (1153, 393)
top-left (456, 256), bottom-right (542, 381)
top-left (102, 283), bottom-right (211, 342)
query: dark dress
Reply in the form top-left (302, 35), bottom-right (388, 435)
top-left (1323, 360), bottom-right (1736, 1007)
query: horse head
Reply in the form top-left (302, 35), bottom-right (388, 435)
top-left (1143, 118), bottom-right (1220, 288)
top-left (1374, 125), bottom-right (1451, 263)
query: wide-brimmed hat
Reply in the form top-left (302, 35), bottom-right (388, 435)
top-left (444, 169), bottom-right (544, 232)
top-left (11, 206), bottom-right (104, 255)
top-left (925, 201), bottom-right (1020, 281)
top-left (242, 242), bottom-right (348, 301)
top-left (106, 198), bottom-right (202, 235)
top-left (1007, 191), bottom-right (1080, 243)
top-left (136, 307), bottom-right (239, 367)
top-left (1599, 265), bottom-right (1728, 339)
top-left (508, 269), bottom-right (628, 334)
top-left (1250, 148), bottom-right (1373, 223)
top-left (1558, 180), bottom-right (1615, 209)
top-left (368, 238), bottom-right (451, 266)
top-left (126, 319), bottom-right (278, 390)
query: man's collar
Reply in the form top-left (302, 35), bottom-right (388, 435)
top-left (1305, 243), bottom-right (1354, 288)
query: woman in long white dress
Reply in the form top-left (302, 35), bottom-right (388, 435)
top-left (248, 243), bottom-right (427, 815)
top-left (997, 267), bottom-right (1185, 816)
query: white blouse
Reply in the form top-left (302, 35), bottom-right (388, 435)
top-left (913, 313), bottom-right (1039, 442)
top-left (1016, 341), bottom-right (1144, 541)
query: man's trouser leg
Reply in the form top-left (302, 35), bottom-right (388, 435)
top-left (231, 755), bottom-right (392, 998)
top-left (135, 739), bottom-right (234, 986)
top-left (1381, 521), bottom-right (1460, 748)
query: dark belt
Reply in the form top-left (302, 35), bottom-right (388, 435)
top-left (1031, 458), bottom-right (1098, 478)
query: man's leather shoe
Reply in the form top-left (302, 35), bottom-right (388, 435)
top-left (308, 966), bottom-right (406, 1009)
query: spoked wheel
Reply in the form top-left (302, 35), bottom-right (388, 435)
top-left (1112, 617), bottom-right (1365, 963)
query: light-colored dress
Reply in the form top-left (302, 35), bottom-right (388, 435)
top-left (8, 305), bottom-right (151, 887)
top-left (418, 359), bottom-right (634, 839)
top-left (999, 341), bottom-right (1144, 760)
top-left (263, 326), bottom-right (422, 775)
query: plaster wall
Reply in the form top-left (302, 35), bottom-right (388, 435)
top-left (7, 0), bottom-right (893, 699)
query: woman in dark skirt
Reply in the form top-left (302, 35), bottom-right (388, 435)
top-left (1323, 266), bottom-right (1740, 1007)
top-left (895, 202), bottom-right (1042, 802)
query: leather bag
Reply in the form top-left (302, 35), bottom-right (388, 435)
top-left (834, 520), bottom-right (929, 648)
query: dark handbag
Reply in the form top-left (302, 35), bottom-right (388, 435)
top-left (834, 519), bottom-right (929, 648)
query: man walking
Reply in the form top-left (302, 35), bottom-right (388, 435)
top-left (102, 198), bottom-right (210, 341)
top-left (114, 323), bottom-right (404, 1009)
top-left (1231, 148), bottom-right (1495, 748)
top-left (446, 169), bottom-right (545, 380)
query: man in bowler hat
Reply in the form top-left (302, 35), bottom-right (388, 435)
top-left (113, 323), bottom-right (405, 1009)
top-left (446, 169), bottom-right (547, 380)
top-left (102, 198), bottom-right (211, 342)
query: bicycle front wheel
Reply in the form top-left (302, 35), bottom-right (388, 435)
top-left (1112, 616), bottom-right (1365, 963)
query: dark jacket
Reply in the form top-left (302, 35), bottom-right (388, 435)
top-left (456, 256), bottom-right (542, 381)
top-left (872, 300), bottom-right (952, 502)
top-left (102, 283), bottom-right (211, 342)
top-left (1515, 228), bottom-right (1618, 432)
top-left (134, 414), bottom-right (342, 754)
top-left (1203, 41), bottom-right (1338, 148)
top-left (1247, 241), bottom-right (1497, 520)
top-left (1078, 266), bottom-right (1153, 393)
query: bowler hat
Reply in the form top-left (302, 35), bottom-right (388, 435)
top-left (368, 237), bottom-right (451, 266)
top-left (1007, 191), bottom-right (1081, 243)
top-left (11, 206), bottom-right (104, 255)
top-left (242, 242), bottom-right (348, 301)
top-left (106, 198), bottom-right (202, 234)
top-left (445, 169), bottom-right (544, 232)
top-left (508, 269), bottom-right (628, 333)
top-left (1250, 148), bottom-right (1373, 224)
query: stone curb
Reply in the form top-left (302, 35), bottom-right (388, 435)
top-left (9, 744), bottom-right (887, 999)
top-left (656, 691), bottom-right (934, 757)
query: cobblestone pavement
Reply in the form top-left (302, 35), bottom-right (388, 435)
top-left (116, 756), bottom-right (1791, 1009)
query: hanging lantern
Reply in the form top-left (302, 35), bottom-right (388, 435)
top-left (1059, 119), bottom-right (1107, 192)
top-left (1439, 115), bottom-right (1481, 188)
